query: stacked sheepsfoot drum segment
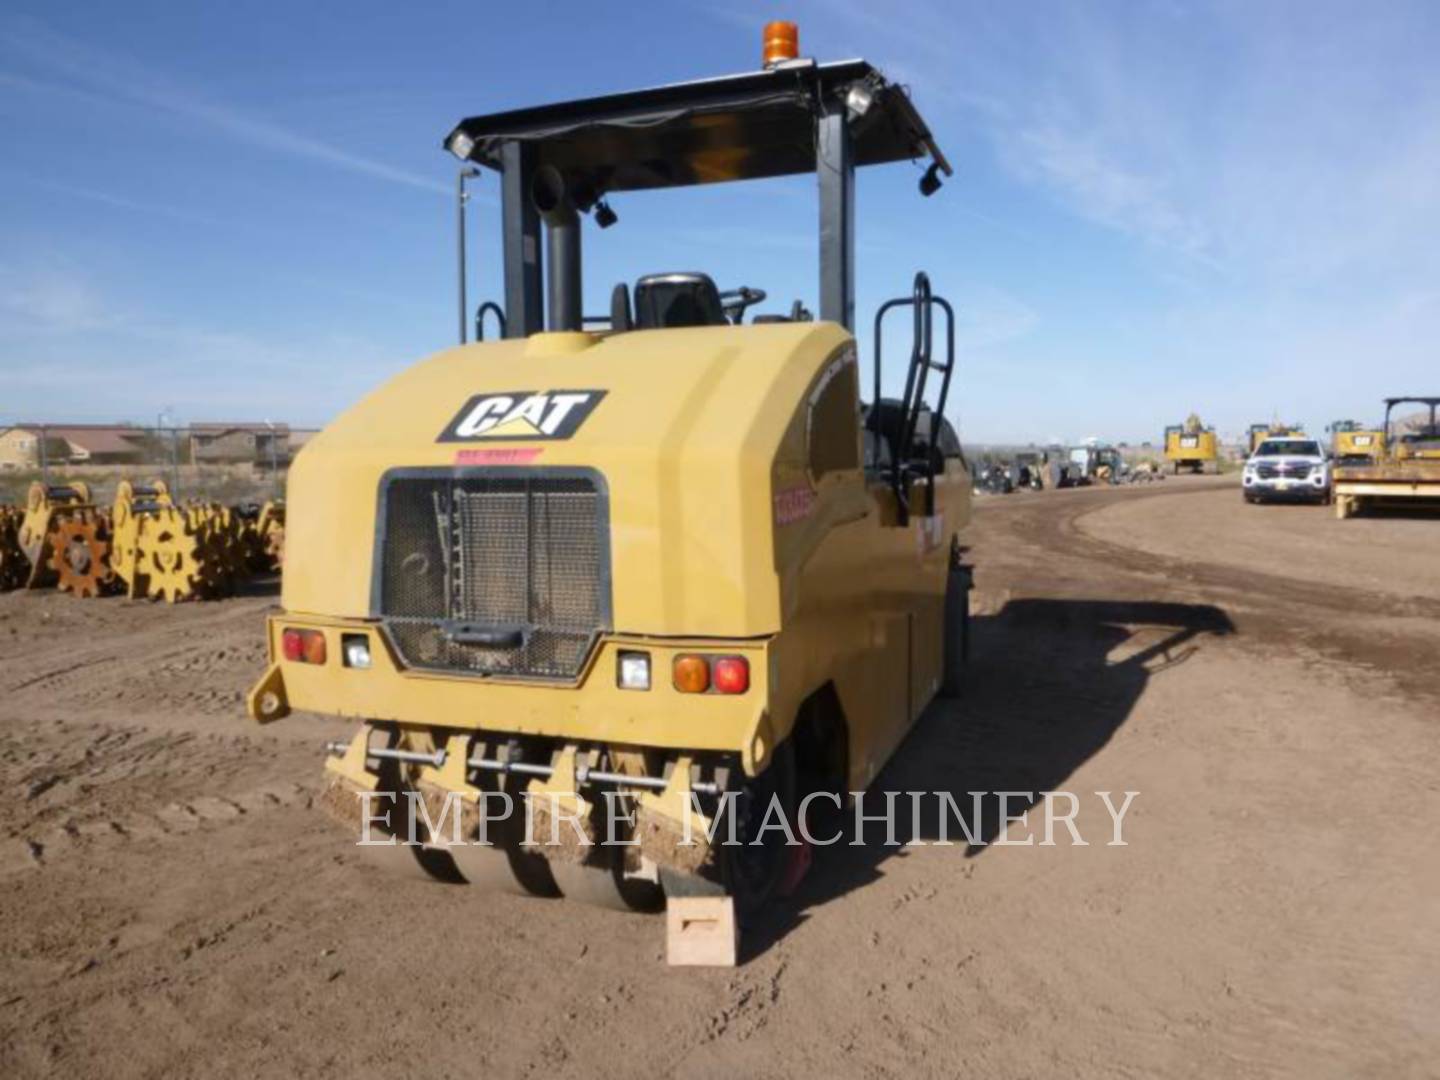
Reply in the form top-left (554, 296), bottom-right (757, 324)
top-left (49, 510), bottom-right (115, 598)
top-left (19, 482), bottom-right (97, 591)
top-left (0, 478), bottom-right (285, 603)
top-left (0, 504), bottom-right (28, 590)
top-left (250, 501), bottom-right (285, 571)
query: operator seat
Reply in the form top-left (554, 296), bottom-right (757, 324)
top-left (633, 273), bottom-right (728, 329)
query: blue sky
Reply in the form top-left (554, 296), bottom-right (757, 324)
top-left (2, 1), bottom-right (1437, 444)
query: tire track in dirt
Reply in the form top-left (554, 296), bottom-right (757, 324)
top-left (1, 745), bottom-right (313, 876)
top-left (0, 589), bottom-right (336, 882)
top-left (1069, 488), bottom-right (1440, 621)
top-left (1, 595), bottom-right (274, 698)
top-left (974, 480), bottom-right (1440, 704)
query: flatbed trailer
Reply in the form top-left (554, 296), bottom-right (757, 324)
top-left (1333, 397), bottom-right (1440, 519)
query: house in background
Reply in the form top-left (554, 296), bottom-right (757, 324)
top-left (0, 424), bottom-right (149, 468)
top-left (48, 425), bottom-right (151, 464)
top-left (188, 423), bottom-right (291, 466)
top-left (0, 426), bottom-right (46, 469)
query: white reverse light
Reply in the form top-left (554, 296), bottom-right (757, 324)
top-left (618, 651), bottom-right (651, 691)
top-left (342, 635), bottom-right (373, 670)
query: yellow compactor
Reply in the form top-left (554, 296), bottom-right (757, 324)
top-left (1334, 397), bottom-right (1440, 519)
top-left (248, 27), bottom-right (972, 916)
top-left (1164, 414), bottom-right (1219, 474)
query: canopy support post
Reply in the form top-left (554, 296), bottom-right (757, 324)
top-left (817, 108), bottom-right (855, 331)
top-left (500, 140), bottom-right (544, 338)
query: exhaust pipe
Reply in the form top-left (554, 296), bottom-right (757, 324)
top-left (531, 166), bottom-right (582, 332)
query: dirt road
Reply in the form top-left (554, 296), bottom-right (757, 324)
top-left (2, 477), bottom-right (1436, 1078)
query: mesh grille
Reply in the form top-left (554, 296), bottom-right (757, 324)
top-left (1256, 463), bottom-right (1312, 480)
top-left (379, 473), bottom-right (608, 680)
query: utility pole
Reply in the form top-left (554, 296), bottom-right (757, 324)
top-left (158, 408), bottom-right (179, 497)
top-left (264, 419), bottom-right (279, 498)
top-left (458, 166), bottom-right (481, 344)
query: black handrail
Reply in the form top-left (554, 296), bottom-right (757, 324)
top-left (474, 301), bottom-right (507, 342)
top-left (870, 271), bottom-right (957, 523)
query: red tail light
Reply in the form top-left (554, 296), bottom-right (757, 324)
top-left (282, 629), bottom-right (304, 661)
top-left (282, 628), bottom-right (326, 664)
top-left (712, 657), bottom-right (749, 695)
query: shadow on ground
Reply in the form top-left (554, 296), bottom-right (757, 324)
top-left (232, 574), bottom-right (281, 599)
top-left (745, 597), bottom-right (1235, 959)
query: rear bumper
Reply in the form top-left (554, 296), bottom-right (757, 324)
top-left (247, 613), bottom-right (775, 773)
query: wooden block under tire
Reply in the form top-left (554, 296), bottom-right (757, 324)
top-left (666, 896), bottom-right (737, 967)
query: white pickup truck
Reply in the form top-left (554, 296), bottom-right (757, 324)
top-left (1243, 436), bottom-right (1331, 504)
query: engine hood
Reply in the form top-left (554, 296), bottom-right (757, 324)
top-left (280, 322), bottom-right (853, 636)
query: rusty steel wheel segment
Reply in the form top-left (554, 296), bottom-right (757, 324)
top-left (48, 517), bottom-right (112, 599)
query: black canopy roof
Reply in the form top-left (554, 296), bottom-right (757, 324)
top-left (443, 59), bottom-right (950, 196)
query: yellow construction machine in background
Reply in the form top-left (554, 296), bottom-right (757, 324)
top-left (1247, 422), bottom-right (1305, 456)
top-left (1327, 419), bottom-right (1385, 466)
top-left (1164, 414), bottom-right (1219, 474)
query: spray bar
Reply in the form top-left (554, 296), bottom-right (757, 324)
top-left (324, 741), bottom-right (720, 795)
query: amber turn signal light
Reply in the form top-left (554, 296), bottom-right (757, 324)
top-left (673, 654), bottom-right (711, 693)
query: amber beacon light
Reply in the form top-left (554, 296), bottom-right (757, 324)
top-left (763, 20), bottom-right (799, 67)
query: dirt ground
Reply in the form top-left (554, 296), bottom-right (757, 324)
top-left (2, 476), bottom-right (1436, 1079)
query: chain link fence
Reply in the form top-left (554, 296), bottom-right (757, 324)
top-left (0, 423), bottom-right (321, 508)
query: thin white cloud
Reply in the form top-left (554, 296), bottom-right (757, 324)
top-left (0, 16), bottom-right (448, 196)
top-left (0, 167), bottom-right (243, 230)
top-left (0, 266), bottom-right (407, 426)
top-left (1008, 124), bottom-right (1211, 260)
top-left (0, 261), bottom-right (118, 334)
top-left (784, 0), bottom-right (1440, 285)
top-left (954, 285), bottom-right (1040, 353)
